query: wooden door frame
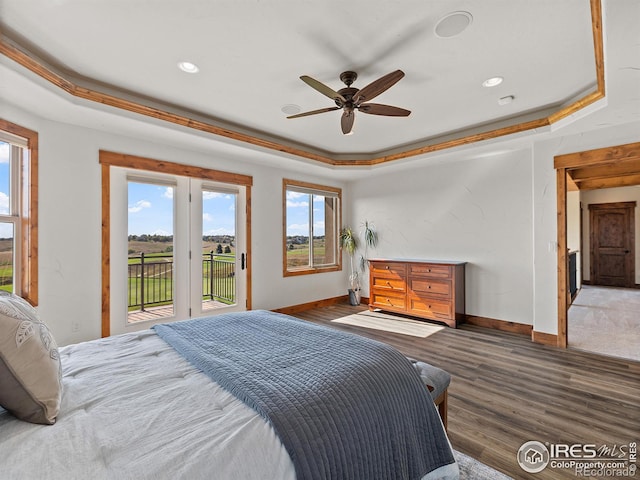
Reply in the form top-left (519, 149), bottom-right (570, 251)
top-left (554, 141), bottom-right (640, 348)
top-left (99, 151), bottom-right (253, 338)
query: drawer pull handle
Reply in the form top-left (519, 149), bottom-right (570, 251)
top-left (386, 281), bottom-right (392, 287)
top-left (385, 266), bottom-right (390, 270)
top-left (428, 285), bottom-right (431, 289)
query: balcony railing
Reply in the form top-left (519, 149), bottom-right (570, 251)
top-left (128, 252), bottom-right (235, 311)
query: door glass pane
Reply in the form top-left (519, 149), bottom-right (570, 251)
top-left (0, 142), bottom-right (11, 215)
top-left (0, 223), bottom-right (14, 293)
top-left (127, 181), bottom-right (175, 323)
top-left (286, 191), bottom-right (311, 269)
top-left (202, 189), bottom-right (237, 310)
top-left (312, 194), bottom-right (337, 266)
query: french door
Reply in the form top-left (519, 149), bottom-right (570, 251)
top-left (109, 167), bottom-right (247, 336)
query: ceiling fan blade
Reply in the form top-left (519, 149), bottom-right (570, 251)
top-left (353, 70), bottom-right (405, 104)
top-left (300, 75), bottom-right (346, 104)
top-left (358, 103), bottom-right (411, 117)
top-left (287, 106), bottom-right (341, 119)
top-left (341, 110), bottom-right (355, 135)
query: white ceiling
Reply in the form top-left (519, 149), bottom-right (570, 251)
top-left (0, 0), bottom-right (609, 158)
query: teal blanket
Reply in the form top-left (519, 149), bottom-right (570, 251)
top-left (153, 310), bottom-right (454, 480)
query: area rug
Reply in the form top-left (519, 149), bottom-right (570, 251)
top-left (331, 310), bottom-right (444, 338)
top-left (454, 449), bottom-right (513, 479)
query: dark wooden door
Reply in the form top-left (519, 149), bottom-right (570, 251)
top-left (589, 202), bottom-right (636, 287)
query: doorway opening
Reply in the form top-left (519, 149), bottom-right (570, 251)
top-left (555, 141), bottom-right (640, 361)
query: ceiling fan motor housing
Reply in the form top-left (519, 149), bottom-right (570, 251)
top-left (335, 87), bottom-right (359, 108)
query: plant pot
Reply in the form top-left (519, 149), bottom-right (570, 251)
top-left (348, 288), bottom-right (361, 306)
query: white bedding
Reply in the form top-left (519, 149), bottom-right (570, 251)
top-left (0, 329), bottom-right (458, 480)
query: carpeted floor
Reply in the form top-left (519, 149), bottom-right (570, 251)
top-left (568, 285), bottom-right (640, 361)
top-left (454, 449), bottom-right (513, 479)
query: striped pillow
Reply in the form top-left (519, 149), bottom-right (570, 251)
top-left (0, 292), bottom-right (62, 424)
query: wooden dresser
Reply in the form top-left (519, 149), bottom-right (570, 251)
top-left (368, 259), bottom-right (466, 328)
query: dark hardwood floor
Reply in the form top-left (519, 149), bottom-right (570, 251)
top-left (290, 304), bottom-right (640, 480)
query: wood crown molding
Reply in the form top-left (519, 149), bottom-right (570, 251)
top-left (0, 0), bottom-right (605, 167)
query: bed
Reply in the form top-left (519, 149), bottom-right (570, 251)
top-left (0, 293), bottom-right (459, 480)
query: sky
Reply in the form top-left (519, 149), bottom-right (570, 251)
top-left (0, 147), bottom-right (321, 240)
top-left (286, 191), bottom-right (326, 237)
top-left (0, 142), bottom-right (12, 238)
top-left (128, 181), bottom-right (236, 236)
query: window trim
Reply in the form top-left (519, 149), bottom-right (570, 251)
top-left (0, 119), bottom-right (38, 306)
top-left (282, 178), bottom-right (342, 277)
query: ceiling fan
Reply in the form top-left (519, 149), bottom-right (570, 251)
top-left (287, 70), bottom-right (411, 135)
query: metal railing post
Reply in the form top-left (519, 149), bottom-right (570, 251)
top-left (209, 250), bottom-right (214, 300)
top-left (140, 252), bottom-right (145, 312)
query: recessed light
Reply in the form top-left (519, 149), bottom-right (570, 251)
top-left (281, 104), bottom-right (301, 115)
top-left (498, 95), bottom-right (515, 106)
top-left (178, 61), bottom-right (199, 73)
top-left (434, 11), bottom-right (473, 38)
top-left (482, 76), bottom-right (503, 88)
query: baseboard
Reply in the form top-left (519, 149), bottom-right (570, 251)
top-left (464, 315), bottom-right (532, 336)
top-left (531, 330), bottom-right (559, 346)
top-left (582, 279), bottom-right (640, 289)
top-left (274, 295), bottom-right (350, 315)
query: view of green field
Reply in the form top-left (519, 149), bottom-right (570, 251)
top-left (286, 238), bottom-right (329, 268)
top-left (0, 238), bottom-right (13, 292)
top-left (127, 236), bottom-right (236, 310)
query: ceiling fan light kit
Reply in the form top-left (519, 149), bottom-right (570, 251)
top-left (288, 70), bottom-right (411, 135)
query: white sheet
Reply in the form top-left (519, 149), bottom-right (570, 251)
top-left (0, 329), bottom-right (458, 480)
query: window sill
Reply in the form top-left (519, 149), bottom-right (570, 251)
top-left (283, 265), bottom-right (341, 277)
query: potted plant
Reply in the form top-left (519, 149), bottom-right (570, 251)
top-left (340, 221), bottom-right (379, 306)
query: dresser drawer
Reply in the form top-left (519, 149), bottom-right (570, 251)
top-left (371, 276), bottom-right (406, 293)
top-left (408, 278), bottom-right (451, 297)
top-left (371, 292), bottom-right (406, 310)
top-left (370, 262), bottom-right (407, 279)
top-left (408, 297), bottom-right (453, 320)
top-left (410, 263), bottom-right (452, 278)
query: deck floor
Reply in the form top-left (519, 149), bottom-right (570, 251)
top-left (128, 299), bottom-right (228, 323)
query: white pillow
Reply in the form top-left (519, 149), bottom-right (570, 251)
top-left (0, 292), bottom-right (62, 424)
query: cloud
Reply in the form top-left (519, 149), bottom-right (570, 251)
top-left (152, 229), bottom-right (172, 236)
top-left (286, 192), bottom-right (310, 208)
top-left (162, 187), bottom-right (174, 199)
top-left (202, 191), bottom-right (228, 200)
top-left (203, 213), bottom-right (213, 222)
top-left (287, 222), bottom-right (309, 235)
top-left (0, 142), bottom-right (9, 164)
top-left (0, 192), bottom-right (8, 215)
top-left (128, 200), bottom-right (151, 213)
top-left (287, 200), bottom-right (309, 208)
top-left (203, 227), bottom-right (235, 235)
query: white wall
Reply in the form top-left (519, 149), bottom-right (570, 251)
top-left (581, 185), bottom-right (640, 284)
top-left (4, 98), bottom-right (640, 344)
top-left (2, 105), bottom-right (349, 346)
top-left (531, 123), bottom-right (640, 334)
top-left (567, 190), bottom-right (582, 288)
top-left (349, 150), bottom-right (535, 325)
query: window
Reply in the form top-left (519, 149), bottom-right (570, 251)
top-left (283, 179), bottom-right (341, 276)
top-left (0, 120), bottom-right (37, 304)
